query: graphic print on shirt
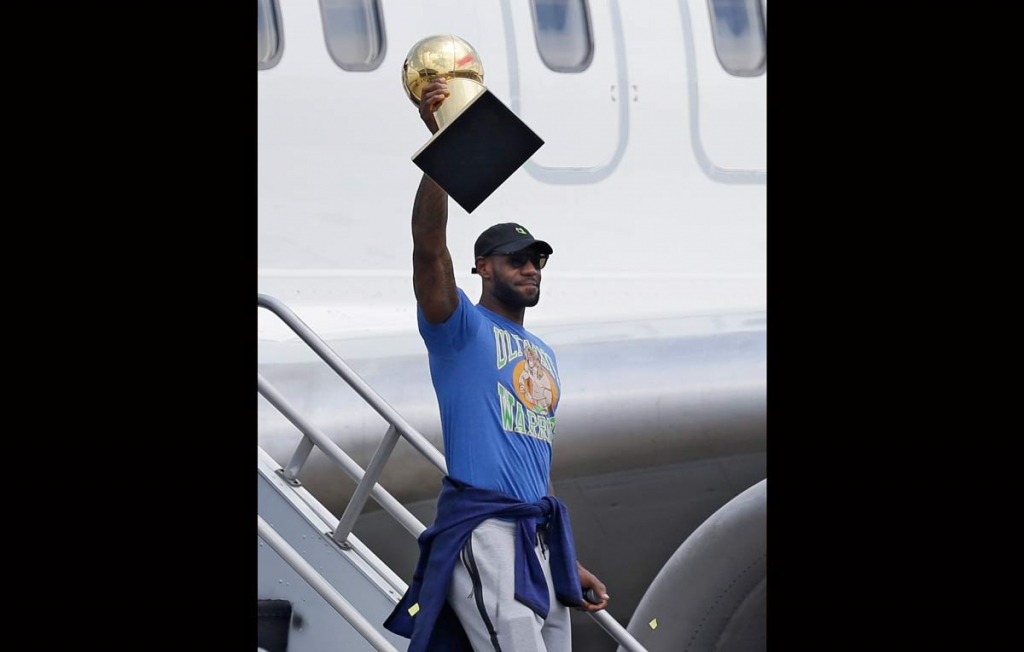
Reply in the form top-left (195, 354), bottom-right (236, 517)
top-left (515, 345), bottom-right (554, 413)
top-left (493, 325), bottom-right (559, 444)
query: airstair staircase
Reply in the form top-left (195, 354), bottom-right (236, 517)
top-left (256, 293), bottom-right (648, 652)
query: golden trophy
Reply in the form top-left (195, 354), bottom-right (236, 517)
top-left (402, 35), bottom-right (544, 213)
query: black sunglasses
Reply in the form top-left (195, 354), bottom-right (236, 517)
top-left (494, 250), bottom-right (548, 270)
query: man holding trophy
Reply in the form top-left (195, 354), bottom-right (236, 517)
top-left (383, 36), bottom-right (610, 652)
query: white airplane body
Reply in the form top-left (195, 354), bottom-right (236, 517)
top-left (258, 1), bottom-right (766, 650)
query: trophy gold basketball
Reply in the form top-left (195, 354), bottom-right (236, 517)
top-left (402, 35), bottom-right (544, 214)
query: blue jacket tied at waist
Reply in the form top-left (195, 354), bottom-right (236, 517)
top-left (383, 476), bottom-right (584, 651)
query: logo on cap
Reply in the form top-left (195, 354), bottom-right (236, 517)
top-left (515, 227), bottom-right (527, 235)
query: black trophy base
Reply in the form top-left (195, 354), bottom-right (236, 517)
top-left (413, 89), bottom-right (544, 214)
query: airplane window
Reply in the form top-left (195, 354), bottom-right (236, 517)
top-left (530, 0), bottom-right (594, 73)
top-left (319, 0), bottom-right (387, 71)
top-left (708, 0), bottom-right (766, 76)
top-left (258, 0), bottom-right (283, 70)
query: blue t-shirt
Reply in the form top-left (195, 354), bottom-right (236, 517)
top-left (418, 288), bottom-right (561, 504)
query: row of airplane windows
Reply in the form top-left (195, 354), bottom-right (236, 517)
top-left (258, 0), bottom-right (765, 77)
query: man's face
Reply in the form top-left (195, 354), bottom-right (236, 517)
top-left (485, 247), bottom-right (547, 309)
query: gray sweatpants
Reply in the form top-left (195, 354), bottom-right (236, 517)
top-left (447, 518), bottom-right (572, 652)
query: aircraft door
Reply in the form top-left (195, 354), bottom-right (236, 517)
top-left (501, 0), bottom-right (628, 183)
top-left (682, 0), bottom-right (766, 180)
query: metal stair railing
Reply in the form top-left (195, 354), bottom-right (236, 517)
top-left (259, 515), bottom-right (399, 652)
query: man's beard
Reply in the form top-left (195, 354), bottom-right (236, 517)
top-left (492, 276), bottom-right (540, 309)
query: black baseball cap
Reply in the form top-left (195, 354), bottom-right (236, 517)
top-left (471, 223), bottom-right (553, 274)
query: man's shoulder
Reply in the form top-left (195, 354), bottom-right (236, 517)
top-left (418, 287), bottom-right (473, 323)
top-left (416, 287), bottom-right (489, 353)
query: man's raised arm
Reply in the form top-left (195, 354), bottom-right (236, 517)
top-left (411, 78), bottom-right (458, 324)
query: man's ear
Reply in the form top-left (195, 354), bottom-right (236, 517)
top-left (476, 257), bottom-right (492, 280)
